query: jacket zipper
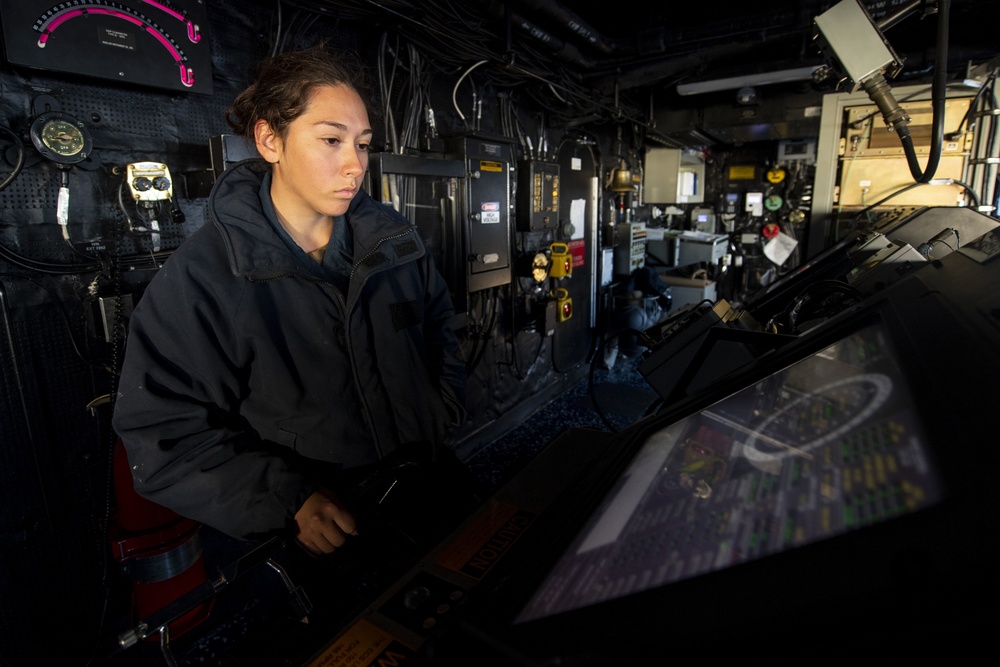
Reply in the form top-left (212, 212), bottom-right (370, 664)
top-left (348, 227), bottom-right (416, 283)
top-left (247, 226), bottom-right (419, 458)
top-left (343, 226), bottom-right (418, 457)
top-left (327, 285), bottom-right (386, 453)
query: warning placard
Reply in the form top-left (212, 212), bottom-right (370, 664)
top-left (307, 618), bottom-right (414, 667)
top-left (435, 501), bottom-right (536, 580)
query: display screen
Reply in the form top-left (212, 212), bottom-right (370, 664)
top-left (516, 319), bottom-right (942, 623)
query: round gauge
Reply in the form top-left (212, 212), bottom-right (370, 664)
top-left (531, 252), bottom-right (550, 283)
top-left (30, 111), bottom-right (93, 164)
top-left (788, 209), bottom-right (806, 224)
top-left (764, 194), bottom-right (783, 211)
top-left (765, 167), bottom-right (786, 184)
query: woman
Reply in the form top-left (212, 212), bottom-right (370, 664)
top-left (112, 46), bottom-right (468, 558)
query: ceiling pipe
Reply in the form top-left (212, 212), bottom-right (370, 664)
top-left (510, 0), bottom-right (636, 56)
top-left (590, 41), bottom-right (785, 93)
top-left (479, 0), bottom-right (829, 95)
top-left (495, 1), bottom-right (818, 94)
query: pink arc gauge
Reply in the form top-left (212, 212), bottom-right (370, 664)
top-left (0, 0), bottom-right (213, 95)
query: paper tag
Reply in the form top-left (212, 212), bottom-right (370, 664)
top-left (57, 186), bottom-right (70, 226)
top-left (764, 231), bottom-right (798, 265)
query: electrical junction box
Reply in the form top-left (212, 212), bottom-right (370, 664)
top-left (814, 0), bottom-right (900, 88)
top-left (677, 231), bottom-right (729, 267)
top-left (614, 222), bottom-right (647, 276)
top-left (659, 274), bottom-right (717, 311)
top-left (644, 148), bottom-right (705, 204)
top-left (778, 139), bottom-right (817, 164)
top-left (517, 160), bottom-right (559, 231)
top-left (645, 228), bottom-right (680, 268)
top-left (449, 135), bottom-right (514, 293)
top-left (691, 207), bottom-right (717, 233)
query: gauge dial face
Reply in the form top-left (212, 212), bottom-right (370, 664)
top-left (30, 112), bottom-right (92, 164)
top-left (40, 120), bottom-right (84, 157)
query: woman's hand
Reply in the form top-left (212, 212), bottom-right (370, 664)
top-left (294, 488), bottom-right (359, 556)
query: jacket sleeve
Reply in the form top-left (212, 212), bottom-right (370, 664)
top-left (421, 253), bottom-right (468, 427)
top-left (111, 242), bottom-right (311, 541)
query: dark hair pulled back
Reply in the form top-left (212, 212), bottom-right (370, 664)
top-left (226, 44), bottom-right (378, 141)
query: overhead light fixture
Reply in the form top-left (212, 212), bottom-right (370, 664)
top-left (676, 66), bottom-right (821, 96)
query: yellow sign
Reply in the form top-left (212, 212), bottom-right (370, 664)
top-left (307, 618), bottom-right (414, 667)
top-left (728, 165), bottom-right (756, 180)
top-left (435, 501), bottom-right (536, 580)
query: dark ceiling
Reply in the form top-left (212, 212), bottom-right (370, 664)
top-left (285, 0), bottom-right (998, 131)
top-left (532, 0), bottom-right (996, 96)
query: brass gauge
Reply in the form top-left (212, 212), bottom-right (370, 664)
top-left (30, 111), bottom-right (93, 164)
top-left (530, 252), bottom-right (550, 283)
top-left (517, 251), bottom-right (551, 283)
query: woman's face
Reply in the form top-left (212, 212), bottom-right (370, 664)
top-left (255, 84), bottom-right (373, 225)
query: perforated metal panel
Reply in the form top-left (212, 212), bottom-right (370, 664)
top-left (0, 2), bottom-right (366, 662)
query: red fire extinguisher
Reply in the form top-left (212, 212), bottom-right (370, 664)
top-left (109, 439), bottom-right (213, 640)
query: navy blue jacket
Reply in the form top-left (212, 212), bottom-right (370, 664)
top-left (112, 160), bottom-right (466, 540)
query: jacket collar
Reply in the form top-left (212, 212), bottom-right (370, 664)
top-left (209, 160), bottom-right (422, 280)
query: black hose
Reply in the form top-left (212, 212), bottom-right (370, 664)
top-left (899, 0), bottom-right (950, 183)
top-left (0, 125), bottom-right (26, 191)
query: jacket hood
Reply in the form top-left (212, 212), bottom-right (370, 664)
top-left (208, 159), bottom-right (421, 279)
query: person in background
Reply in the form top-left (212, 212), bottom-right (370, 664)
top-left (112, 45), bottom-right (471, 565)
